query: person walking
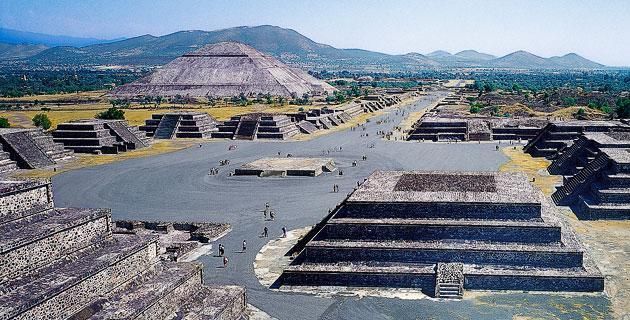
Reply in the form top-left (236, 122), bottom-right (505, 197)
top-left (242, 240), bottom-right (247, 252)
top-left (270, 210), bottom-right (275, 221)
top-left (282, 227), bottom-right (287, 238)
top-left (223, 256), bottom-right (228, 268)
top-left (263, 226), bottom-right (268, 238)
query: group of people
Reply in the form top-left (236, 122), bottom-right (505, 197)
top-left (332, 184), bottom-right (340, 193)
top-left (208, 167), bottom-right (220, 175)
top-left (219, 159), bottom-right (230, 166)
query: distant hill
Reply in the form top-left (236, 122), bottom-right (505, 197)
top-left (454, 50), bottom-right (496, 61)
top-left (0, 27), bottom-right (123, 47)
top-left (0, 25), bottom-right (609, 71)
top-left (549, 53), bottom-right (604, 69)
top-left (0, 42), bottom-right (48, 59)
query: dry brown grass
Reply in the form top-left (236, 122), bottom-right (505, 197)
top-left (499, 146), bottom-right (561, 196)
top-left (13, 139), bottom-right (200, 179)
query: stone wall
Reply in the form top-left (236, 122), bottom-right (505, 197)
top-left (301, 247), bottom-right (584, 268)
top-left (135, 267), bottom-right (202, 320)
top-left (14, 241), bottom-right (158, 320)
top-left (0, 214), bottom-right (111, 279)
top-left (0, 182), bottom-right (52, 222)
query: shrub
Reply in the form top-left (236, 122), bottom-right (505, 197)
top-left (32, 113), bottom-right (51, 130)
top-left (96, 107), bottom-right (125, 120)
top-left (0, 117), bottom-right (9, 128)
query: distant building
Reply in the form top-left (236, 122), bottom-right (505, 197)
top-left (109, 42), bottom-right (336, 100)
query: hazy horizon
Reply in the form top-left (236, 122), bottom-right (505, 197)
top-left (1, 0), bottom-right (629, 66)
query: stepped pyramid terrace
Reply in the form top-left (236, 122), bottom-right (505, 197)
top-left (524, 120), bottom-right (629, 159)
top-left (277, 171), bottom-right (604, 298)
top-left (0, 128), bottom-right (74, 172)
top-left (213, 113), bottom-right (299, 140)
top-left (139, 112), bottom-right (218, 139)
top-left (0, 179), bottom-right (247, 319)
top-left (109, 41), bottom-right (336, 99)
top-left (549, 134), bottom-right (630, 219)
top-left (234, 157), bottom-right (336, 177)
top-left (52, 119), bottom-right (150, 154)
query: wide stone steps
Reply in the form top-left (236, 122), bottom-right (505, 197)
top-left (301, 240), bottom-right (583, 268)
top-left (297, 120), bottom-right (318, 134)
top-left (281, 261), bottom-right (603, 292)
top-left (552, 153), bottom-right (609, 205)
top-left (88, 262), bottom-right (202, 320)
top-left (154, 115), bottom-right (180, 139)
top-left (319, 218), bottom-right (561, 244)
top-left (0, 153), bottom-right (17, 174)
top-left (0, 207), bottom-right (111, 279)
top-left (0, 234), bottom-right (158, 320)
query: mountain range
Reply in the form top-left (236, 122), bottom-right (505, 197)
top-left (0, 25), bottom-right (607, 71)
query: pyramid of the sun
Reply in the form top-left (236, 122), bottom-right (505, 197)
top-left (110, 42), bottom-right (336, 98)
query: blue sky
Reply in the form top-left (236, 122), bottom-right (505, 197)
top-left (1, 0), bottom-right (629, 66)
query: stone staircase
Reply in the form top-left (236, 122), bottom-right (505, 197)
top-left (153, 114), bottom-right (180, 139)
top-left (0, 130), bottom-right (55, 168)
top-left (0, 179), bottom-right (247, 320)
top-left (551, 153), bottom-right (610, 205)
top-left (435, 263), bottom-right (464, 299)
top-left (548, 137), bottom-right (588, 175)
top-left (105, 120), bottom-right (149, 149)
top-left (297, 120), bottom-right (318, 134)
top-left (234, 120), bottom-right (259, 140)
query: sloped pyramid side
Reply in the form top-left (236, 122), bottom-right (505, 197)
top-left (111, 42), bottom-right (336, 98)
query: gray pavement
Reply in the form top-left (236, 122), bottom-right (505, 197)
top-left (53, 93), bottom-right (610, 320)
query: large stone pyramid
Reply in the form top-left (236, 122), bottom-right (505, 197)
top-left (110, 42), bottom-right (336, 98)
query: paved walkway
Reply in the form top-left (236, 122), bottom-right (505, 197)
top-left (53, 92), bottom-right (608, 319)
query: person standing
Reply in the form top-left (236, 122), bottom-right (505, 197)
top-left (242, 240), bottom-right (247, 252)
top-left (263, 226), bottom-right (268, 238)
top-left (282, 227), bottom-right (287, 238)
top-left (223, 256), bottom-right (228, 268)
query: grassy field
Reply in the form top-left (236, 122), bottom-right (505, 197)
top-left (0, 89), bottom-right (325, 128)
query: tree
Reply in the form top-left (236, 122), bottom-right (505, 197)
top-left (0, 117), bottom-right (9, 128)
top-left (616, 98), bottom-right (630, 119)
top-left (575, 108), bottom-right (586, 119)
top-left (32, 113), bottom-right (51, 130)
top-left (96, 107), bottom-right (125, 120)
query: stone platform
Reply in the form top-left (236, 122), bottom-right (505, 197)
top-left (0, 128), bottom-right (73, 170)
top-left (140, 112), bottom-right (218, 139)
top-left (53, 119), bottom-right (149, 154)
top-left (0, 179), bottom-right (246, 320)
top-left (234, 157), bottom-right (336, 177)
top-left (277, 171), bottom-right (604, 297)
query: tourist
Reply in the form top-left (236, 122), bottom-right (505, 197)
top-left (223, 256), bottom-right (228, 268)
top-left (242, 240), bottom-right (247, 252)
top-left (263, 226), bottom-right (269, 237)
top-left (282, 227), bottom-right (287, 238)
top-left (270, 210), bottom-right (275, 220)
top-left (218, 244), bottom-right (224, 256)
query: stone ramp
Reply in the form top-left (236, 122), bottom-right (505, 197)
top-left (297, 120), bottom-right (318, 134)
top-left (0, 130), bottom-right (55, 168)
top-left (154, 114), bottom-right (180, 139)
top-left (105, 120), bottom-right (149, 148)
top-left (233, 120), bottom-right (259, 140)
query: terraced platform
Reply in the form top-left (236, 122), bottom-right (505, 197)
top-left (140, 112), bottom-right (218, 139)
top-left (0, 128), bottom-right (73, 169)
top-left (53, 119), bottom-right (149, 154)
top-left (213, 113), bottom-right (299, 140)
top-left (235, 157), bottom-right (336, 177)
top-left (0, 179), bottom-right (247, 319)
top-left (277, 170), bottom-right (604, 297)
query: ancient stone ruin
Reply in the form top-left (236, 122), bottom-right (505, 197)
top-left (407, 117), bottom-right (545, 142)
top-left (0, 128), bottom-right (73, 171)
top-left (109, 41), bottom-right (336, 99)
top-left (213, 113), bottom-right (299, 140)
top-left (548, 132), bottom-right (630, 219)
top-left (235, 157), bottom-right (336, 177)
top-left (277, 171), bottom-right (604, 298)
top-left (52, 119), bottom-right (150, 154)
top-left (139, 112), bottom-right (218, 139)
top-left (524, 120), bottom-right (628, 158)
top-left (360, 94), bottom-right (401, 112)
top-left (0, 179), bottom-right (247, 319)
